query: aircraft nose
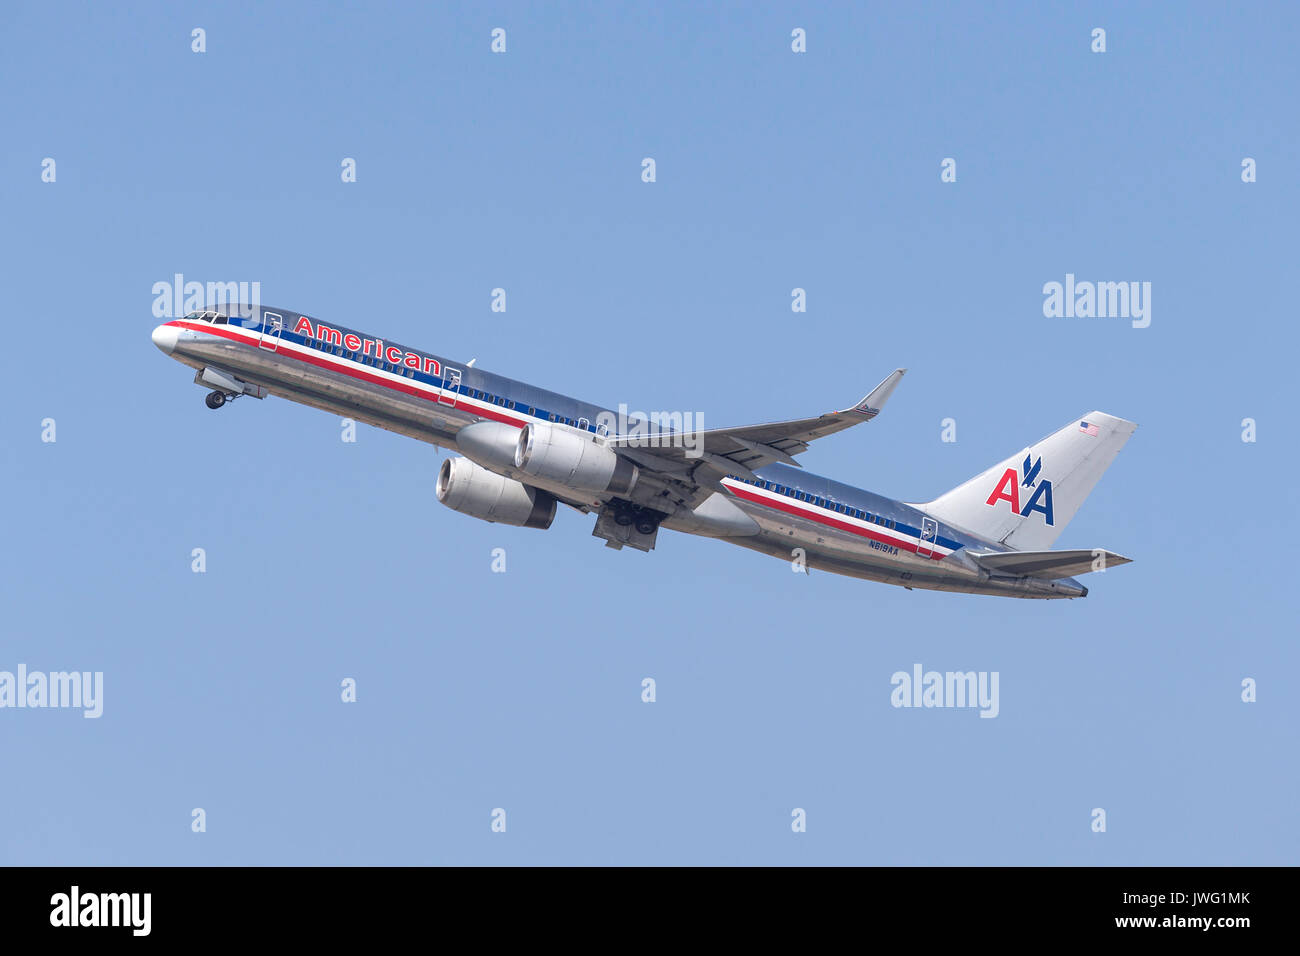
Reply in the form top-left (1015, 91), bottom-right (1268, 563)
top-left (151, 323), bottom-right (179, 355)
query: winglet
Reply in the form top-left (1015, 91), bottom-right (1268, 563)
top-left (848, 368), bottom-right (906, 418)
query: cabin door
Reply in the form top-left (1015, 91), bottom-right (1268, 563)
top-left (258, 312), bottom-right (284, 352)
top-left (917, 517), bottom-right (939, 558)
top-left (439, 367), bottom-right (461, 406)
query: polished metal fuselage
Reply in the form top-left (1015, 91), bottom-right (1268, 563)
top-left (157, 307), bottom-right (1086, 599)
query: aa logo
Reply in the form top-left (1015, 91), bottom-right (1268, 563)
top-left (985, 454), bottom-right (1054, 525)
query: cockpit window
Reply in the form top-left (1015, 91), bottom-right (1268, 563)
top-left (183, 310), bottom-right (228, 324)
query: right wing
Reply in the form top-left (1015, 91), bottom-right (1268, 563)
top-left (609, 368), bottom-right (904, 470)
top-left (601, 368), bottom-right (906, 511)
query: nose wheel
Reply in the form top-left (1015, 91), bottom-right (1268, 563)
top-left (205, 391), bottom-right (228, 409)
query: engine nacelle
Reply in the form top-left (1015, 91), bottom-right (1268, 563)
top-left (514, 422), bottom-right (638, 496)
top-left (455, 421), bottom-right (523, 473)
top-left (436, 456), bottom-right (557, 529)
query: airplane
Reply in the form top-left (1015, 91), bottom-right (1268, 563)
top-left (151, 304), bottom-right (1137, 599)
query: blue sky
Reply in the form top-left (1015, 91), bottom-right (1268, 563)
top-left (2, 1), bottom-right (1296, 864)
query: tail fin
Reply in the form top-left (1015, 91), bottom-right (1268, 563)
top-left (916, 412), bottom-right (1137, 550)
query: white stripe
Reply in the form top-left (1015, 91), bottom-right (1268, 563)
top-left (721, 477), bottom-right (950, 555)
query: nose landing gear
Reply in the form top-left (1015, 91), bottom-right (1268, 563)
top-left (194, 368), bottom-right (267, 407)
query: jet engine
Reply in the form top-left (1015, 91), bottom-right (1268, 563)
top-left (436, 456), bottom-right (557, 529)
top-left (455, 421), bottom-right (523, 472)
top-left (513, 422), bottom-right (638, 495)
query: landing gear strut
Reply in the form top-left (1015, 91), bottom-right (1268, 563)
top-left (205, 391), bottom-right (227, 409)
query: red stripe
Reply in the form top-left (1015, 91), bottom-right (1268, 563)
top-left (725, 482), bottom-right (946, 560)
top-left (168, 320), bottom-right (529, 429)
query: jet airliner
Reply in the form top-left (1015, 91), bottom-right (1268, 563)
top-left (152, 304), bottom-right (1136, 599)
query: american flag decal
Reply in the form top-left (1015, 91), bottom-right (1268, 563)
top-left (1079, 421), bottom-right (1100, 436)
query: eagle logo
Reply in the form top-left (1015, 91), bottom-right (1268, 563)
top-left (1021, 454), bottom-right (1043, 488)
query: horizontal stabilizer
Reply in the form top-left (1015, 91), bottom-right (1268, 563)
top-left (971, 549), bottom-right (1132, 580)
